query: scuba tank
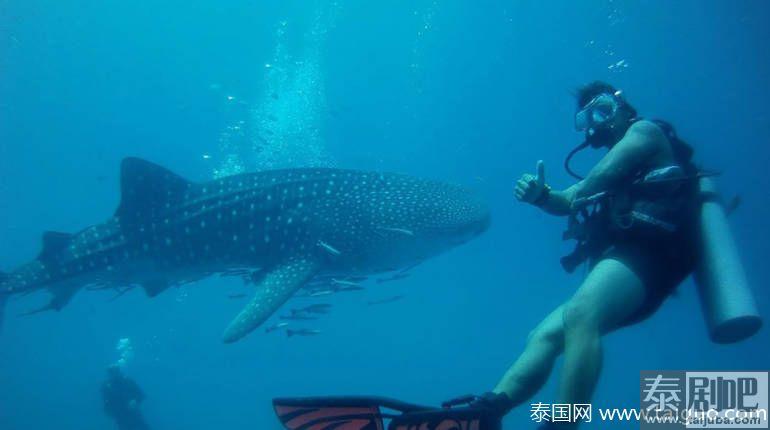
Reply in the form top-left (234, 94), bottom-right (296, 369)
top-left (694, 177), bottom-right (762, 343)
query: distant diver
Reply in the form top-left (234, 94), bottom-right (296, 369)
top-left (271, 82), bottom-right (762, 429)
top-left (101, 365), bottom-right (150, 430)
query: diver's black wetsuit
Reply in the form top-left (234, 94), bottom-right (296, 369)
top-left (102, 367), bottom-right (150, 430)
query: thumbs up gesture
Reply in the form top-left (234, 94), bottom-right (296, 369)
top-left (514, 160), bottom-right (549, 205)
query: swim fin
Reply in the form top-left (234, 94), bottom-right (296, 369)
top-left (273, 395), bottom-right (503, 430)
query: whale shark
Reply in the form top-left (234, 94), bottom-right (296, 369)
top-left (0, 158), bottom-right (490, 342)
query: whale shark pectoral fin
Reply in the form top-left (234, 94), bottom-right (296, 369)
top-left (222, 257), bottom-right (320, 344)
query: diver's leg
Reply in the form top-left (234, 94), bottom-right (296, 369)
top-left (558, 257), bottom-right (647, 407)
top-left (493, 305), bottom-right (566, 407)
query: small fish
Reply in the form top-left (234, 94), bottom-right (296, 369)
top-left (265, 322), bottom-right (289, 333)
top-left (271, 93), bottom-right (279, 100)
top-left (227, 293), bottom-right (247, 299)
top-left (376, 272), bottom-right (411, 284)
top-left (108, 286), bottom-right (134, 302)
top-left (309, 290), bottom-right (334, 297)
top-left (280, 314), bottom-right (319, 321)
top-left (304, 275), bottom-right (364, 290)
top-left (330, 278), bottom-right (360, 287)
top-left (305, 303), bottom-right (332, 310)
top-left (19, 306), bottom-right (53, 317)
top-left (292, 304), bottom-right (332, 315)
top-left (335, 285), bottom-right (364, 292)
top-left (376, 227), bottom-right (415, 237)
top-left (221, 268), bottom-right (251, 277)
top-left (86, 283), bottom-right (112, 291)
top-left (287, 329), bottom-right (321, 337)
top-left (367, 295), bottom-right (405, 306)
top-left (300, 281), bottom-right (326, 290)
top-left (317, 241), bottom-right (341, 256)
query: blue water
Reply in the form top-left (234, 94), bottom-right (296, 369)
top-left (1, 1), bottom-right (769, 429)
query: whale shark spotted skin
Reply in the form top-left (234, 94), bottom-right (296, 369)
top-left (0, 158), bottom-right (490, 342)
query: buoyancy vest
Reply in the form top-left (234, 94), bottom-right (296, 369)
top-left (560, 119), bottom-right (701, 273)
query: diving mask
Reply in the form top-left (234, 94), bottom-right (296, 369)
top-left (574, 92), bottom-right (621, 132)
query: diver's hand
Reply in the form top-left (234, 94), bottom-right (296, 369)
top-left (514, 160), bottom-right (548, 205)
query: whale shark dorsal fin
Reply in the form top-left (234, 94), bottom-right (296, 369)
top-left (38, 231), bottom-right (73, 261)
top-left (115, 158), bottom-right (193, 219)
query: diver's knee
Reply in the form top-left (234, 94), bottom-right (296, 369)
top-left (527, 321), bottom-right (563, 348)
top-left (562, 299), bottom-right (599, 332)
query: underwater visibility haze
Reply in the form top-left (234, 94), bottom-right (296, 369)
top-left (1, 1), bottom-right (769, 429)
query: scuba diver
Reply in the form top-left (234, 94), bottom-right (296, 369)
top-left (271, 82), bottom-right (760, 430)
top-left (101, 365), bottom-right (151, 430)
top-left (488, 81), bottom-right (705, 421)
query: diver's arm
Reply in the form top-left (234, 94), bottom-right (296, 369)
top-left (571, 121), bottom-right (663, 199)
top-left (537, 183), bottom-right (579, 216)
